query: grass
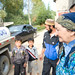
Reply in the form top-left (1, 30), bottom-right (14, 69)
top-left (33, 25), bottom-right (45, 32)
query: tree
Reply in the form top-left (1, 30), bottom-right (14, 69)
top-left (0, 10), bottom-right (7, 25)
top-left (0, 0), bottom-right (25, 25)
top-left (0, 10), bottom-right (7, 19)
top-left (27, 0), bottom-right (32, 25)
top-left (31, 0), bottom-right (46, 24)
top-left (31, 0), bottom-right (56, 25)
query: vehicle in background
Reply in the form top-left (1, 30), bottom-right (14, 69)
top-left (7, 24), bottom-right (37, 42)
top-left (0, 27), bottom-right (15, 75)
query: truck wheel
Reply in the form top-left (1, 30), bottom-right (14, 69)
top-left (0, 55), bottom-right (10, 75)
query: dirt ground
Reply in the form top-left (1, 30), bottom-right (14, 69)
top-left (8, 30), bottom-right (46, 75)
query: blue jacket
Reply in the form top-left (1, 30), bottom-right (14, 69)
top-left (43, 32), bottom-right (59, 60)
top-left (44, 42), bottom-right (58, 60)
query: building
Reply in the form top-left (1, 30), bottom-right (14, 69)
top-left (53, 0), bottom-right (75, 18)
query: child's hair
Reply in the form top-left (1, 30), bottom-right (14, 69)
top-left (15, 37), bottom-right (22, 42)
top-left (28, 38), bottom-right (34, 42)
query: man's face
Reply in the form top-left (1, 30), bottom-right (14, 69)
top-left (45, 24), bottom-right (52, 33)
top-left (55, 22), bottom-right (72, 43)
top-left (45, 24), bottom-right (50, 30)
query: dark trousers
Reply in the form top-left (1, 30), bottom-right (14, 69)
top-left (42, 56), bottom-right (58, 75)
top-left (14, 63), bottom-right (26, 75)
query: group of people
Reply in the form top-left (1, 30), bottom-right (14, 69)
top-left (11, 37), bottom-right (39, 75)
top-left (11, 4), bottom-right (75, 75)
top-left (39, 3), bottom-right (75, 75)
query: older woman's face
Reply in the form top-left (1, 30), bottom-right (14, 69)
top-left (55, 22), bottom-right (72, 44)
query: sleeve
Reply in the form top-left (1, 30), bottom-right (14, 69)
top-left (11, 48), bottom-right (15, 64)
top-left (24, 48), bottom-right (29, 63)
top-left (34, 47), bottom-right (38, 59)
top-left (57, 53), bottom-right (75, 75)
top-left (42, 33), bottom-right (46, 48)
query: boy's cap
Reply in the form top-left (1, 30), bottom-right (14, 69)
top-left (45, 19), bottom-right (55, 25)
top-left (56, 13), bottom-right (75, 31)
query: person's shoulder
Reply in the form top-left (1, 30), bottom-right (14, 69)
top-left (44, 31), bottom-right (48, 34)
top-left (26, 46), bottom-right (30, 51)
top-left (12, 46), bottom-right (17, 51)
top-left (26, 46), bottom-right (29, 49)
top-left (33, 46), bottom-right (37, 50)
top-left (69, 53), bottom-right (75, 64)
top-left (44, 31), bottom-right (49, 36)
top-left (69, 46), bottom-right (75, 61)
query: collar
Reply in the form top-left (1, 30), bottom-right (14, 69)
top-left (28, 45), bottom-right (34, 49)
top-left (63, 39), bottom-right (75, 48)
top-left (63, 39), bottom-right (75, 57)
top-left (15, 45), bottom-right (22, 49)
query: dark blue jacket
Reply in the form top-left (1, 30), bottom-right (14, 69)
top-left (43, 31), bottom-right (59, 60)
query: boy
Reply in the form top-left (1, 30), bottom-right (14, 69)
top-left (11, 37), bottom-right (29, 75)
top-left (26, 38), bottom-right (39, 75)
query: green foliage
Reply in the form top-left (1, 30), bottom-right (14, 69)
top-left (31, 0), bottom-right (46, 25)
top-left (0, 0), bottom-right (56, 27)
top-left (37, 25), bottom-right (45, 31)
top-left (0, 10), bottom-right (7, 19)
top-left (36, 10), bottom-right (51, 25)
top-left (36, 10), bottom-right (56, 25)
top-left (33, 25), bottom-right (45, 31)
top-left (0, 0), bottom-right (25, 25)
top-left (31, 0), bottom-right (56, 25)
top-left (5, 14), bottom-right (29, 25)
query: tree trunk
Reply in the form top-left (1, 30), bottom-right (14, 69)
top-left (27, 0), bottom-right (31, 25)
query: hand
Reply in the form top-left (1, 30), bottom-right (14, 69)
top-left (23, 63), bottom-right (27, 67)
top-left (57, 59), bottom-right (60, 65)
top-left (12, 65), bottom-right (15, 69)
top-left (39, 54), bottom-right (43, 60)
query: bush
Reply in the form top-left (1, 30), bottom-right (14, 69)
top-left (35, 10), bottom-right (56, 25)
top-left (33, 25), bottom-right (45, 31)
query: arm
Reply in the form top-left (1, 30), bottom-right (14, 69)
top-left (34, 47), bottom-right (38, 59)
top-left (24, 49), bottom-right (29, 63)
top-left (40, 33), bottom-right (46, 60)
top-left (11, 48), bottom-right (15, 64)
top-left (39, 48), bottom-right (45, 60)
top-left (11, 48), bottom-right (16, 68)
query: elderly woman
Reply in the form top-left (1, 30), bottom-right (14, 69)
top-left (55, 12), bottom-right (75, 75)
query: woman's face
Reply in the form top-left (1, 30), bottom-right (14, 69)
top-left (55, 22), bottom-right (72, 44)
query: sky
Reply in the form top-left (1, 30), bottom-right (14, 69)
top-left (42, 0), bottom-right (56, 11)
top-left (23, 0), bottom-right (56, 14)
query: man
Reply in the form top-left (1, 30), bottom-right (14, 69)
top-left (69, 4), bottom-right (75, 12)
top-left (40, 19), bottom-right (59, 75)
top-left (55, 13), bottom-right (75, 75)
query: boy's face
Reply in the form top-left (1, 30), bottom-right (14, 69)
top-left (28, 41), bottom-right (34, 46)
top-left (15, 41), bottom-right (22, 47)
